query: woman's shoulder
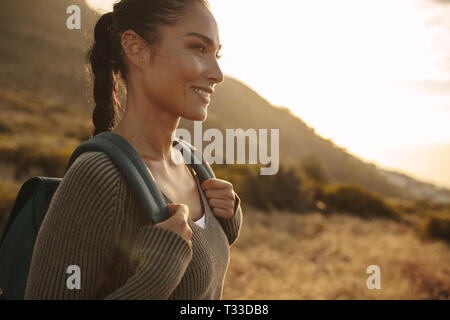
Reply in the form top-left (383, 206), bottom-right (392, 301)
top-left (40, 151), bottom-right (127, 239)
top-left (69, 151), bottom-right (120, 174)
top-left (71, 150), bottom-right (115, 168)
top-left (62, 150), bottom-right (124, 192)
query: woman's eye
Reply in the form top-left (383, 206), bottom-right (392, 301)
top-left (192, 44), bottom-right (205, 53)
top-left (191, 44), bottom-right (222, 60)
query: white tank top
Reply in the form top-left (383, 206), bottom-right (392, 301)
top-left (194, 212), bottom-right (206, 228)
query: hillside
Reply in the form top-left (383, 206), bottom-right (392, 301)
top-left (0, 0), bottom-right (448, 202)
top-left (379, 169), bottom-right (450, 203)
top-left (0, 0), bottom-right (98, 109)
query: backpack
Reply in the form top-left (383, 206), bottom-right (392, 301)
top-left (0, 131), bottom-right (215, 300)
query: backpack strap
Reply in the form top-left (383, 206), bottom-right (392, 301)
top-left (172, 138), bottom-right (216, 182)
top-left (65, 132), bottom-right (214, 224)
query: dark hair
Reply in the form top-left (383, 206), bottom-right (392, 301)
top-left (86, 0), bottom-right (210, 137)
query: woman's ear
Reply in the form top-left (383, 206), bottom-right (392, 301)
top-left (120, 30), bottom-right (149, 68)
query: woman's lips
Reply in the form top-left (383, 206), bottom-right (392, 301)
top-left (192, 87), bottom-right (211, 103)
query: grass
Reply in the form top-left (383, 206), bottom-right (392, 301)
top-left (222, 205), bottom-right (450, 299)
top-left (0, 83), bottom-right (92, 141)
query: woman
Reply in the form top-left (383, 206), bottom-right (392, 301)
top-left (24, 0), bottom-right (243, 299)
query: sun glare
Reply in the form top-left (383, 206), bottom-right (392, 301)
top-left (85, 0), bottom-right (114, 14)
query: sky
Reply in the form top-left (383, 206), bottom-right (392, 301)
top-left (86, 0), bottom-right (450, 188)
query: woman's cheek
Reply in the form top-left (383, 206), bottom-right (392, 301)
top-left (183, 56), bottom-right (205, 79)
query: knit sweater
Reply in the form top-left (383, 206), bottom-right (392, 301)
top-left (24, 150), bottom-right (243, 300)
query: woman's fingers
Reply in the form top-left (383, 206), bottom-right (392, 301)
top-left (203, 188), bottom-right (235, 200)
top-left (211, 207), bottom-right (234, 219)
top-left (157, 203), bottom-right (192, 246)
top-left (201, 178), bottom-right (233, 191)
top-left (207, 198), bottom-right (235, 210)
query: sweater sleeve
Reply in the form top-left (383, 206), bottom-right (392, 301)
top-left (215, 191), bottom-right (243, 247)
top-left (24, 152), bottom-right (192, 300)
top-left (103, 225), bottom-right (192, 300)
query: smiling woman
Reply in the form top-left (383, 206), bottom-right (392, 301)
top-left (24, 0), bottom-right (242, 300)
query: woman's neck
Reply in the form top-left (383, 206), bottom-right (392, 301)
top-left (111, 106), bottom-right (180, 164)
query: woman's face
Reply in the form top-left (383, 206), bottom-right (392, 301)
top-left (139, 3), bottom-right (224, 121)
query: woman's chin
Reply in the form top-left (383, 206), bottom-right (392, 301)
top-left (184, 107), bottom-right (208, 122)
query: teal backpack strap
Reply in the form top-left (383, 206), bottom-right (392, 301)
top-left (65, 132), bottom-right (215, 224)
top-left (66, 131), bottom-right (170, 224)
top-left (172, 138), bottom-right (216, 182)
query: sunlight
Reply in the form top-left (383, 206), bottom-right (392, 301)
top-left (210, 0), bottom-right (450, 172)
top-left (85, 0), bottom-right (115, 14)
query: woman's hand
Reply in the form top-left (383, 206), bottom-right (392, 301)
top-left (201, 178), bottom-right (236, 219)
top-left (156, 204), bottom-right (193, 247)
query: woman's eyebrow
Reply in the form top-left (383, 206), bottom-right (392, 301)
top-left (184, 32), bottom-right (222, 52)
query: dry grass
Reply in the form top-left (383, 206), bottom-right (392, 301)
top-left (222, 205), bottom-right (450, 299)
top-left (0, 84), bottom-right (92, 141)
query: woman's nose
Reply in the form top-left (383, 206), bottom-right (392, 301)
top-left (207, 58), bottom-right (224, 85)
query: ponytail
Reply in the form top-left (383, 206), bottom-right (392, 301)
top-left (87, 12), bottom-right (121, 137)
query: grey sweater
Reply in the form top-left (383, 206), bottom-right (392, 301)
top-left (24, 151), bottom-right (243, 299)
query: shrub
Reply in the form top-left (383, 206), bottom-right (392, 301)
top-left (245, 166), bottom-right (306, 211)
top-left (300, 155), bottom-right (329, 184)
top-left (320, 183), bottom-right (400, 220)
top-left (212, 163), bottom-right (315, 212)
top-left (0, 134), bottom-right (79, 180)
top-left (417, 212), bottom-right (450, 243)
